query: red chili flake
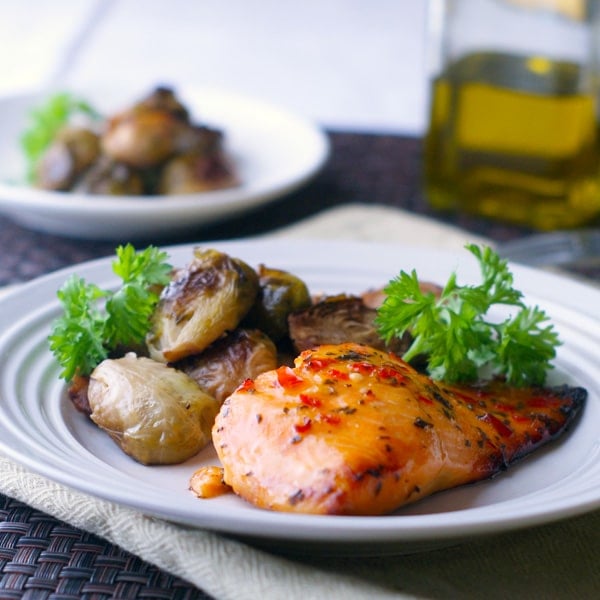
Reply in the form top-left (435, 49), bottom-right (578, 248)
top-left (376, 366), bottom-right (406, 382)
top-left (321, 414), bottom-right (341, 425)
top-left (327, 368), bottom-right (349, 381)
top-left (276, 366), bottom-right (304, 388)
top-left (294, 418), bottom-right (312, 433)
top-left (304, 358), bottom-right (335, 371)
top-left (237, 378), bottom-right (255, 392)
top-left (494, 403), bottom-right (516, 413)
top-left (349, 362), bottom-right (376, 375)
top-left (300, 394), bottom-right (321, 407)
top-left (480, 413), bottom-right (513, 438)
top-left (417, 395), bottom-right (433, 405)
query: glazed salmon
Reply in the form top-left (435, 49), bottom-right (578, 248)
top-left (212, 343), bottom-right (585, 515)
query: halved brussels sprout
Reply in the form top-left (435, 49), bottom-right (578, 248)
top-left (146, 248), bottom-right (259, 362)
top-left (158, 149), bottom-right (237, 194)
top-left (288, 294), bottom-right (412, 354)
top-left (36, 126), bottom-right (101, 190)
top-left (243, 265), bottom-right (311, 342)
top-left (88, 353), bottom-right (218, 465)
top-left (101, 87), bottom-right (189, 168)
top-left (74, 156), bottom-right (144, 195)
top-left (176, 328), bottom-right (278, 404)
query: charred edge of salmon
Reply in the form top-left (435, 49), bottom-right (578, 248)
top-left (550, 384), bottom-right (588, 413)
top-left (487, 384), bottom-right (587, 474)
top-left (533, 384), bottom-right (586, 436)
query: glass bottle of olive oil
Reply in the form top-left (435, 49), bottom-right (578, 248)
top-left (424, 0), bottom-right (600, 230)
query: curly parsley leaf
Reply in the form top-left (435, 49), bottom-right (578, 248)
top-left (375, 244), bottom-right (561, 387)
top-left (48, 244), bottom-right (172, 381)
top-left (494, 306), bottom-right (560, 387)
top-left (20, 92), bottom-right (100, 182)
top-left (48, 276), bottom-right (108, 382)
top-left (104, 245), bottom-right (172, 348)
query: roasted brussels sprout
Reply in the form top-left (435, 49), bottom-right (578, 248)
top-left (288, 294), bottom-right (411, 354)
top-left (102, 107), bottom-right (184, 168)
top-left (147, 248), bottom-right (260, 363)
top-left (29, 86), bottom-right (238, 196)
top-left (36, 126), bottom-right (100, 190)
top-left (243, 265), bottom-right (311, 342)
top-left (158, 149), bottom-right (237, 194)
top-left (67, 374), bottom-right (92, 416)
top-left (101, 88), bottom-right (224, 170)
top-left (135, 86), bottom-right (190, 121)
top-left (176, 328), bottom-right (278, 404)
top-left (74, 156), bottom-right (144, 195)
top-left (88, 353), bottom-right (219, 465)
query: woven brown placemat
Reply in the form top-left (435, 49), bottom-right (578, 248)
top-left (0, 495), bottom-right (211, 599)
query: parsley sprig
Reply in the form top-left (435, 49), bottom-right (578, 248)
top-left (21, 92), bottom-right (100, 182)
top-left (49, 245), bottom-right (172, 381)
top-left (375, 244), bottom-right (560, 386)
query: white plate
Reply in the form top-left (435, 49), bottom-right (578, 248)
top-left (0, 240), bottom-right (598, 556)
top-left (0, 87), bottom-right (329, 240)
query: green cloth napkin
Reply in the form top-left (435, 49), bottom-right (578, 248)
top-left (1, 204), bottom-right (598, 599)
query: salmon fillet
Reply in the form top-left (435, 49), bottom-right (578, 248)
top-left (212, 343), bottom-right (585, 515)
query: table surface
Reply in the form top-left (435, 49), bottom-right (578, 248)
top-left (0, 3), bottom-right (598, 598)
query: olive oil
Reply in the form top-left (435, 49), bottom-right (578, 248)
top-left (424, 52), bottom-right (600, 229)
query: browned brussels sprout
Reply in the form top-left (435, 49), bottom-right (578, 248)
top-left (74, 156), bottom-right (144, 195)
top-left (28, 86), bottom-right (238, 196)
top-left (158, 148), bottom-right (237, 194)
top-left (146, 248), bottom-right (260, 363)
top-left (288, 294), bottom-right (411, 354)
top-left (134, 86), bottom-right (190, 121)
top-left (35, 126), bottom-right (100, 190)
top-left (101, 88), bottom-right (223, 170)
top-left (243, 265), bottom-right (311, 342)
top-left (175, 328), bottom-right (278, 404)
top-left (88, 353), bottom-right (219, 465)
top-left (102, 107), bottom-right (183, 168)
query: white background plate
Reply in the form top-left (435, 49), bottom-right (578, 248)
top-left (0, 240), bottom-right (598, 555)
top-left (0, 87), bottom-right (329, 240)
